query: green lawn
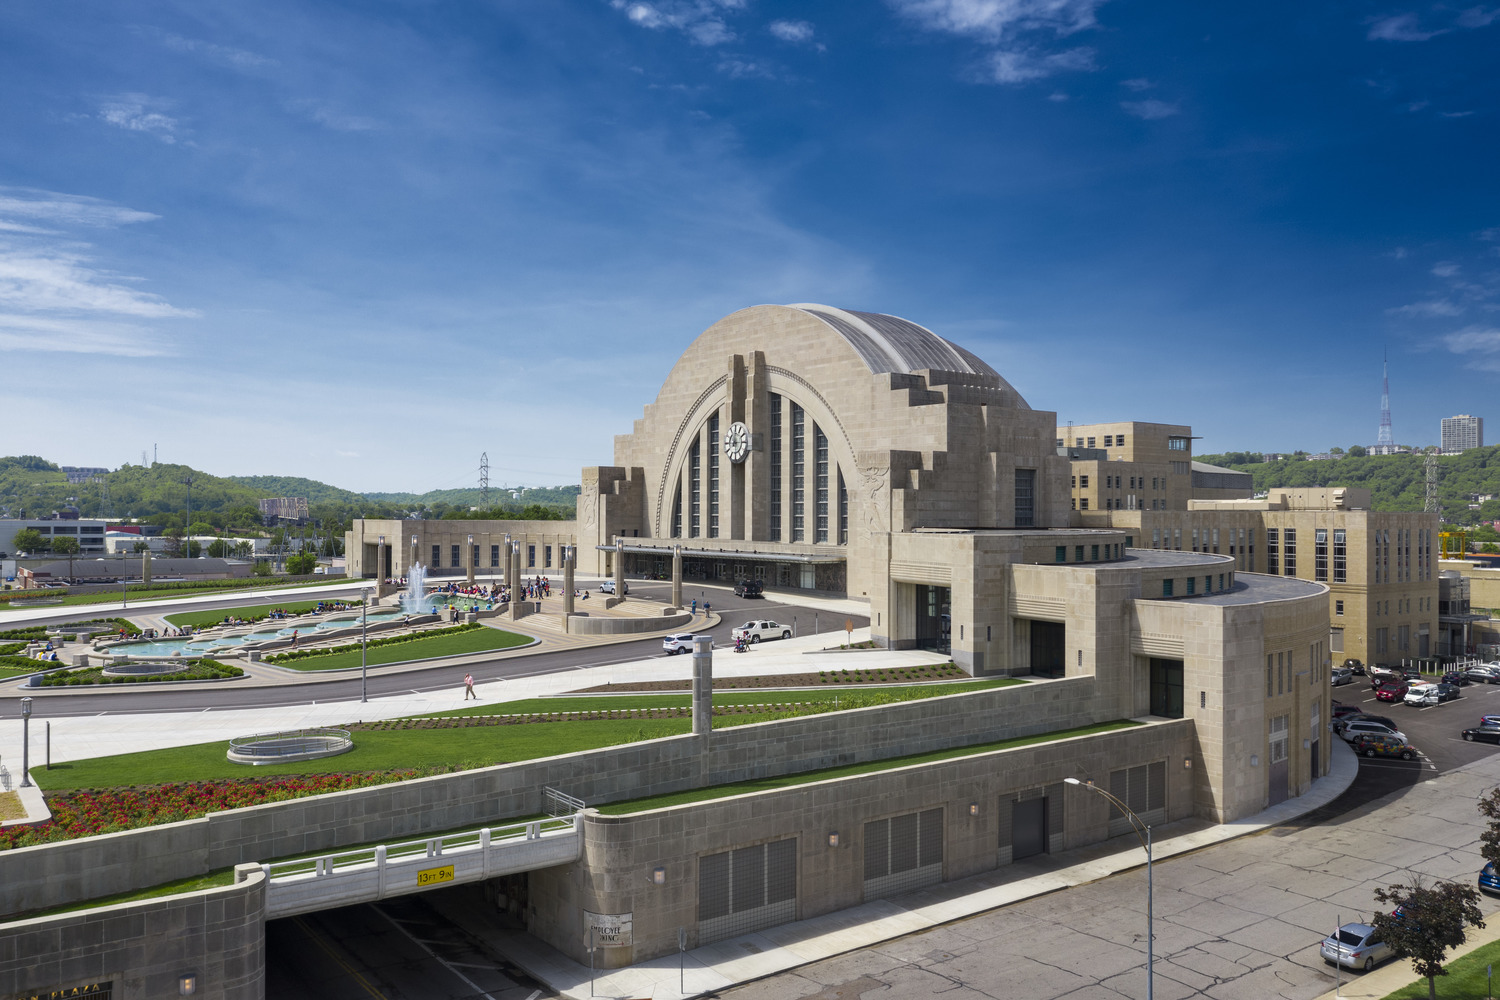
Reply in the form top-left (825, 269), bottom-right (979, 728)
top-left (422, 678), bottom-right (1018, 717)
top-left (270, 625), bottom-right (531, 671)
top-left (1381, 938), bottom-right (1500, 999)
top-left (596, 720), bottom-right (1142, 814)
top-left (164, 599), bottom-right (356, 629)
top-left (0, 578), bottom-right (353, 608)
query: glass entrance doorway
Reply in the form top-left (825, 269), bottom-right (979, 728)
top-left (916, 585), bottom-right (950, 654)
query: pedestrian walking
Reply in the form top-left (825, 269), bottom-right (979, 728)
top-left (463, 673), bottom-right (477, 700)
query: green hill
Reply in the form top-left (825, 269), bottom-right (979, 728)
top-left (1197, 446), bottom-right (1500, 527)
top-left (228, 475), bottom-right (369, 505)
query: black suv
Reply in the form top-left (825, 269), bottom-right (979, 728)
top-left (733, 580), bottom-right (764, 598)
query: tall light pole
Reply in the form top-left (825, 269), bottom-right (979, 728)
top-left (19, 698), bottom-right (33, 788)
top-left (360, 586), bottom-right (372, 703)
top-left (1066, 777), bottom-right (1151, 1000)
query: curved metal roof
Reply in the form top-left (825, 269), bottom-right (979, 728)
top-left (791, 305), bottom-right (1000, 377)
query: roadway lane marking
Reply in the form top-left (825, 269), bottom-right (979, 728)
top-left (371, 904), bottom-right (499, 1000)
top-left (292, 915), bottom-right (389, 1000)
top-left (525, 992), bottom-right (542, 1000)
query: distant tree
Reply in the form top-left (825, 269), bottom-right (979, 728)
top-left (1482, 542), bottom-right (1499, 554)
top-left (206, 539), bottom-right (231, 558)
top-left (10, 528), bottom-right (44, 554)
top-left (1330, 446), bottom-right (1345, 455)
top-left (132, 541), bottom-right (150, 553)
top-left (188, 521), bottom-right (216, 537)
top-left (1370, 878), bottom-right (1485, 999)
top-left (49, 535), bottom-right (81, 581)
top-left (252, 560), bottom-right (273, 577)
top-left (286, 551), bottom-right (318, 575)
top-left (1348, 445), bottom-right (1369, 457)
top-left (186, 540), bottom-right (201, 558)
top-left (0, 455), bottom-right (59, 472)
top-left (233, 540), bottom-right (253, 558)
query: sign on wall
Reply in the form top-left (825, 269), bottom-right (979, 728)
top-left (417, 864), bottom-right (455, 887)
top-left (584, 910), bottom-right (633, 949)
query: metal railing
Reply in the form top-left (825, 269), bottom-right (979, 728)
top-left (0, 764), bottom-right (10, 793)
top-left (227, 728), bottom-right (353, 761)
top-left (545, 786), bottom-right (586, 816)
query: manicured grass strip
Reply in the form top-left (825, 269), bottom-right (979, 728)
top-left (0, 578), bottom-right (354, 608)
top-left (0, 660), bottom-right (43, 678)
top-left (596, 720), bottom-right (1142, 815)
top-left (269, 626), bottom-right (531, 671)
top-left (1382, 936), bottom-right (1500, 998)
top-left (423, 678), bottom-right (1017, 718)
top-left (32, 718), bottom-right (696, 791)
top-left (164, 599), bottom-right (356, 629)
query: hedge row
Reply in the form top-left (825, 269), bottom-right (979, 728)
top-left (265, 622), bottom-right (482, 663)
top-left (38, 658), bottom-right (243, 686)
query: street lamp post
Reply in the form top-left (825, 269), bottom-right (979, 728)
top-left (361, 586), bottom-right (372, 703)
top-left (1066, 777), bottom-right (1151, 1000)
top-left (19, 697), bottom-right (33, 788)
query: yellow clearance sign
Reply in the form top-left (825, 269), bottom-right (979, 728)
top-left (417, 864), bottom-right (455, 887)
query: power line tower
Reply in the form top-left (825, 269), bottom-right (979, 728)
top-left (479, 451), bottom-right (490, 509)
top-left (98, 475), bottom-right (114, 521)
top-left (1425, 453), bottom-right (1440, 514)
top-left (1377, 352), bottom-right (1394, 448)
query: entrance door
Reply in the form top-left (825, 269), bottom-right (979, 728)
top-left (1311, 739), bottom-right (1320, 781)
top-left (915, 585), bottom-right (951, 654)
top-left (1012, 797), bottom-right (1047, 861)
top-left (1030, 620), bottom-right (1065, 678)
top-left (1269, 758), bottom-right (1289, 805)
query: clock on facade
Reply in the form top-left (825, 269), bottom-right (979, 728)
top-left (723, 421), bottom-right (751, 463)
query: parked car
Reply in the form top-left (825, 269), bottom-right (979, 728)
top-left (1351, 733), bottom-right (1419, 760)
top-left (1375, 681), bottom-right (1410, 702)
top-left (1482, 715), bottom-right (1500, 728)
top-left (1442, 670), bottom-right (1473, 687)
top-left (1400, 665), bottom-right (1423, 680)
top-left (731, 620), bottom-right (792, 643)
top-left (732, 580), bottom-right (764, 598)
top-left (1481, 862), bottom-right (1500, 895)
top-left (599, 580), bottom-right (628, 595)
top-left (1334, 712), bottom-right (1398, 735)
top-left (1369, 666), bottom-right (1403, 686)
top-left (1405, 682), bottom-right (1460, 706)
top-left (1462, 726), bottom-right (1500, 744)
top-left (1320, 922), bottom-right (1393, 972)
top-left (1340, 719), bottom-right (1407, 744)
top-left (662, 633), bottom-right (696, 655)
top-left (1331, 667), bottom-right (1355, 687)
top-left (1331, 700), bottom-right (1361, 719)
top-left (1343, 658), bottom-right (1366, 676)
top-left (1466, 664), bottom-right (1500, 683)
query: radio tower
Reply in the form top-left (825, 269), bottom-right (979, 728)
top-left (479, 451), bottom-right (490, 509)
top-left (1424, 453), bottom-right (1440, 513)
top-left (1377, 352), bottom-right (1394, 449)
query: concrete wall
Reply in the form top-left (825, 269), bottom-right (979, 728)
top-left (531, 720), bottom-right (1195, 967)
top-left (565, 610), bottom-right (693, 634)
top-left (0, 867), bottom-right (265, 1000)
top-left (0, 678), bottom-right (1103, 918)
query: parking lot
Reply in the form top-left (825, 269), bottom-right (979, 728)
top-left (1334, 671), bottom-right (1500, 777)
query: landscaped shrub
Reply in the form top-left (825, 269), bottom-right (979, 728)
top-left (265, 622), bottom-right (484, 663)
top-left (38, 659), bottom-right (243, 686)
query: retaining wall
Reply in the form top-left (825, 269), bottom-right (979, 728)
top-left (0, 676), bottom-right (1100, 917)
top-left (0, 865), bottom-right (265, 1000)
top-left (565, 610), bottom-right (692, 634)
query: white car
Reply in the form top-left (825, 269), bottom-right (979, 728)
top-left (662, 633), bottom-right (696, 655)
top-left (1340, 719), bottom-right (1407, 744)
top-left (600, 580), bottom-right (628, 595)
top-left (731, 620), bottom-right (792, 643)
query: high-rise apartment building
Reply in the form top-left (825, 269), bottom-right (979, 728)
top-left (1441, 414), bottom-right (1484, 453)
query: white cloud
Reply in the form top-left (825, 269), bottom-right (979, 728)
top-left (989, 46), bottom-right (1095, 83)
top-left (1443, 325), bottom-right (1500, 370)
top-left (1388, 299), bottom-right (1463, 317)
top-left (98, 94), bottom-right (184, 144)
top-left (1121, 98), bottom-right (1179, 120)
top-left (1480, 228), bottom-right (1500, 242)
top-left (1456, 6), bottom-right (1500, 28)
top-left (1440, 110), bottom-right (1475, 117)
top-left (769, 19), bottom-right (815, 43)
top-left (1405, 99), bottom-right (1431, 112)
top-left (1121, 77), bottom-right (1153, 91)
top-left (1433, 261), bottom-right (1461, 277)
top-left (1367, 13), bottom-right (1447, 41)
top-left (156, 33), bottom-right (274, 70)
top-left (288, 99), bottom-right (380, 132)
top-left (0, 313), bottom-right (168, 357)
top-left (0, 247), bottom-right (196, 319)
top-left (1047, 91), bottom-right (1069, 101)
top-left (717, 58), bottom-right (778, 80)
top-left (890, 0), bottom-right (1107, 84)
top-left (610, 0), bottom-right (740, 45)
top-left (0, 188), bottom-right (158, 228)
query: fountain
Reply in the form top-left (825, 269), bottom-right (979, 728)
top-left (401, 562), bottom-right (429, 615)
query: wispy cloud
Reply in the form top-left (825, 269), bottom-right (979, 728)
top-left (1443, 325), bottom-right (1500, 370)
top-left (1456, 6), bottom-right (1500, 28)
top-left (889, 0), bottom-right (1107, 84)
top-left (1367, 13), bottom-right (1448, 41)
top-left (1121, 98), bottom-right (1179, 120)
top-left (769, 19), bottom-right (816, 43)
top-left (1388, 299), bottom-right (1463, 317)
top-left (609, 0), bottom-right (743, 46)
top-left (716, 58), bottom-right (779, 80)
top-left (97, 93), bottom-right (184, 144)
top-left (155, 32), bottom-right (274, 70)
top-left (0, 189), bottom-right (194, 357)
top-left (288, 99), bottom-right (381, 132)
top-left (1121, 77), bottom-right (1153, 91)
top-left (1432, 261), bottom-right (1461, 277)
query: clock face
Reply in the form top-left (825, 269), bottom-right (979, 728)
top-left (724, 421), bottom-right (751, 463)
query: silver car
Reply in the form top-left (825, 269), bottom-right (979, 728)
top-left (1320, 922), bottom-right (1393, 972)
top-left (1340, 719), bottom-right (1407, 744)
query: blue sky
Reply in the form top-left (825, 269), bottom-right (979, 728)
top-left (1, 1), bottom-right (1496, 492)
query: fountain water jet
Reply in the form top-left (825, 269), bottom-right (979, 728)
top-left (401, 563), bottom-right (428, 615)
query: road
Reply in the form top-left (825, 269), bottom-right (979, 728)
top-left (0, 582), bottom-right (863, 718)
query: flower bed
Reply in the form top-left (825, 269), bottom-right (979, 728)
top-left (0, 770), bottom-right (427, 851)
top-left (578, 662), bottom-right (968, 692)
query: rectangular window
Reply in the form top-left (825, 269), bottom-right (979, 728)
top-left (1104, 434), bottom-right (1113, 446)
top-left (815, 424), bottom-right (829, 543)
top-left (1269, 715), bottom-right (1289, 764)
top-left (698, 838), bottom-right (797, 945)
top-left (1186, 576), bottom-right (1195, 595)
top-left (1283, 528), bottom-right (1297, 577)
top-left (1087, 436), bottom-right (1095, 448)
top-left (1118, 434), bottom-right (1126, 447)
top-left (473, 544), bottom-right (481, 568)
top-left (1266, 528), bottom-right (1279, 575)
top-left (792, 403), bottom-right (805, 541)
top-left (1076, 545), bottom-right (1084, 561)
top-left (863, 809), bottom-right (944, 899)
top-left (1335, 599), bottom-right (1343, 615)
top-left (708, 413), bottom-right (721, 538)
top-left (1055, 546), bottom-right (1066, 563)
top-left (1079, 474), bottom-right (1089, 488)
top-left (490, 544), bottom-right (500, 567)
top-left (1399, 624), bottom-right (1410, 651)
top-left (672, 485), bottom-right (683, 538)
top-left (1168, 436), bottom-right (1188, 451)
top-left (1192, 528), bottom-right (1199, 552)
top-left (690, 438), bottom-right (702, 537)
top-left (1152, 528), bottom-right (1160, 548)
top-left (527, 544), bottom-right (535, 568)
top-left (1278, 651), bottom-right (1285, 694)
top-left (1212, 527), bottom-right (1219, 553)
top-left (1267, 654), bottom-right (1274, 697)
top-left (1376, 628), bottom-right (1388, 655)
top-left (1091, 544), bottom-right (1099, 561)
top-left (838, 471), bottom-right (849, 544)
top-left (1315, 528), bottom-right (1328, 582)
top-left (1331, 627), bottom-right (1344, 652)
top-left (1080, 497), bottom-right (1089, 510)
top-left (432, 544), bottom-right (441, 568)
top-left (451, 544), bottom-right (460, 568)
top-left (1149, 658), bottom-right (1184, 718)
top-left (1014, 469), bottom-right (1035, 527)
top-left (1205, 575), bottom-right (1212, 593)
top-left (1107, 761), bottom-right (1166, 837)
top-left (1174, 528), bottom-right (1181, 550)
top-left (545, 545), bottom-right (552, 568)
top-left (1333, 529), bottom-right (1346, 583)
top-left (1163, 578), bottom-right (1174, 597)
top-left (769, 394), bottom-right (782, 541)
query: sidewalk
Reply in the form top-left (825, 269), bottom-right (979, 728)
top-left (477, 739), bottom-right (1364, 999)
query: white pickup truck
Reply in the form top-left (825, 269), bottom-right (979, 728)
top-left (731, 620), bottom-right (792, 643)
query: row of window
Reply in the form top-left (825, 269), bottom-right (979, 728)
top-left (1057, 433), bottom-right (1131, 448)
top-left (1265, 640), bottom-right (1326, 698)
top-left (1053, 543), bottom-right (1124, 563)
top-left (425, 542), bottom-right (554, 569)
top-left (1160, 573), bottom-right (1233, 597)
